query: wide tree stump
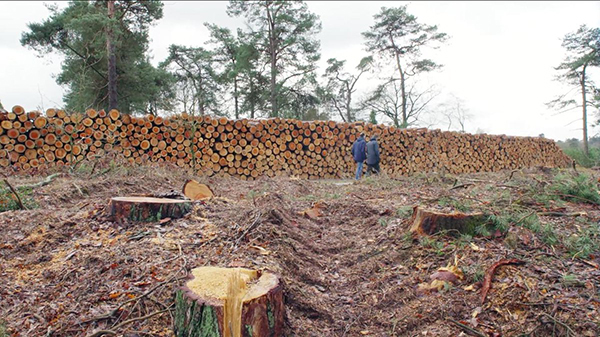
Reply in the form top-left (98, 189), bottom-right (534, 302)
top-left (409, 206), bottom-right (487, 236)
top-left (182, 179), bottom-right (214, 200)
top-left (175, 266), bottom-right (284, 337)
top-left (109, 197), bottom-right (191, 222)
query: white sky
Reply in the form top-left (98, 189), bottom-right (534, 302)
top-left (1, 1), bottom-right (599, 141)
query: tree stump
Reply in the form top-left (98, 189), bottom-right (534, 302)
top-left (409, 206), bottom-right (487, 236)
top-left (182, 179), bottom-right (214, 200)
top-left (174, 266), bottom-right (284, 337)
top-left (109, 197), bottom-right (191, 222)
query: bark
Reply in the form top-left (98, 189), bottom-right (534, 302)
top-left (109, 197), bottom-right (191, 222)
top-left (409, 206), bottom-right (488, 236)
top-left (174, 267), bottom-right (285, 337)
top-left (581, 63), bottom-right (589, 155)
top-left (106, 0), bottom-right (118, 111)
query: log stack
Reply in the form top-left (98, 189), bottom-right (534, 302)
top-left (0, 105), bottom-right (572, 179)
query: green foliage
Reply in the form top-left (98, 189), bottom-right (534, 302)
top-left (320, 56), bottom-right (373, 123)
top-left (564, 222), bottom-right (600, 258)
top-left (159, 45), bottom-right (221, 116)
top-left (560, 274), bottom-right (583, 287)
top-left (21, 0), bottom-right (172, 115)
top-left (547, 25), bottom-right (600, 153)
top-left (396, 205), bottom-right (414, 218)
top-left (0, 321), bottom-right (7, 337)
top-left (549, 173), bottom-right (600, 204)
top-left (437, 196), bottom-right (471, 212)
top-left (362, 5), bottom-right (448, 127)
top-left (464, 264), bottom-right (485, 283)
top-left (227, 0), bottom-right (321, 118)
top-left (487, 214), bottom-right (511, 234)
top-left (562, 147), bottom-right (600, 168)
top-left (378, 217), bottom-right (388, 227)
top-left (419, 236), bottom-right (445, 255)
top-left (0, 185), bottom-right (37, 212)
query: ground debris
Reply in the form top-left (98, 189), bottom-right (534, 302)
top-left (1, 164), bottom-right (599, 336)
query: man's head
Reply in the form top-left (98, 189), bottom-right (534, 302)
top-left (371, 135), bottom-right (377, 141)
top-left (360, 133), bottom-right (365, 138)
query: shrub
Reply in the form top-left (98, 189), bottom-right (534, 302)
top-left (562, 147), bottom-right (600, 168)
top-left (549, 173), bottom-right (600, 204)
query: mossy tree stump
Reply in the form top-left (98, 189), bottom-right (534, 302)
top-left (410, 206), bottom-right (487, 236)
top-left (109, 197), bottom-right (191, 222)
top-left (174, 266), bottom-right (284, 337)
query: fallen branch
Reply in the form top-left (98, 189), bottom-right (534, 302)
top-left (447, 318), bottom-right (486, 337)
top-left (481, 258), bottom-right (525, 305)
top-left (17, 173), bottom-right (61, 189)
top-left (86, 306), bottom-right (173, 337)
top-left (541, 312), bottom-right (576, 336)
top-left (449, 183), bottom-right (474, 190)
top-left (3, 179), bottom-right (26, 210)
top-left (537, 211), bottom-right (587, 217)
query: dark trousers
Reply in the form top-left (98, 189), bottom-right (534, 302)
top-left (366, 162), bottom-right (380, 175)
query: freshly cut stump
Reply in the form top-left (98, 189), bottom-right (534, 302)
top-left (409, 206), bottom-right (487, 236)
top-left (182, 179), bottom-right (214, 200)
top-left (175, 266), bottom-right (284, 337)
top-left (109, 197), bottom-right (191, 222)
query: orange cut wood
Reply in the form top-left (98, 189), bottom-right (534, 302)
top-left (182, 179), bottom-right (214, 200)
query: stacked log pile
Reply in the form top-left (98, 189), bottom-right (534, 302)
top-left (0, 105), bottom-right (571, 179)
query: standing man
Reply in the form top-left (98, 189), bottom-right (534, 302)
top-left (351, 133), bottom-right (367, 180)
top-left (366, 135), bottom-right (381, 176)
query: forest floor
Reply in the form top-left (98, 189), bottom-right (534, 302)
top-left (1, 160), bottom-right (599, 337)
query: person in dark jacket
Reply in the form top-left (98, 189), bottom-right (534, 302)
top-left (366, 135), bottom-right (380, 176)
top-left (351, 133), bottom-right (367, 180)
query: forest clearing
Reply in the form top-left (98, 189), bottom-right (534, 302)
top-left (1, 159), bottom-right (599, 336)
top-left (1, 1), bottom-right (599, 336)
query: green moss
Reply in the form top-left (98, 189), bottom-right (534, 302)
top-left (245, 325), bottom-right (253, 337)
top-left (267, 302), bottom-right (275, 330)
top-left (174, 290), bottom-right (221, 337)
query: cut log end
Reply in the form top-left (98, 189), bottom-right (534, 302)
top-left (109, 196), bottom-right (191, 222)
top-left (182, 179), bottom-right (214, 200)
top-left (175, 266), bottom-right (285, 337)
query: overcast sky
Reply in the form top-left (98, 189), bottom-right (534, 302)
top-left (1, 1), bottom-right (599, 141)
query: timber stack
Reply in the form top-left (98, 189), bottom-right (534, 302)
top-left (0, 105), bottom-right (571, 179)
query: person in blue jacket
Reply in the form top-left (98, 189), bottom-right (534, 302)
top-left (366, 135), bottom-right (380, 176)
top-left (351, 133), bottom-right (367, 180)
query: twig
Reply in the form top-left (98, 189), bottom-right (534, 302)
top-left (537, 211), bottom-right (587, 217)
top-left (234, 211), bottom-right (263, 246)
top-left (3, 179), bottom-right (26, 210)
top-left (449, 183), bottom-right (474, 190)
top-left (80, 274), bottom-right (182, 324)
top-left (448, 318), bottom-right (486, 337)
top-left (541, 312), bottom-right (576, 336)
top-left (86, 306), bottom-right (173, 337)
top-left (504, 169), bottom-right (518, 182)
top-left (17, 173), bottom-right (61, 189)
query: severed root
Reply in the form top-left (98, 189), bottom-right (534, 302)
top-left (480, 258), bottom-right (525, 305)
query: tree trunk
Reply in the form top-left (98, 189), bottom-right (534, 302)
top-left (106, 0), bottom-right (118, 111)
top-left (234, 77), bottom-right (240, 119)
top-left (390, 35), bottom-right (407, 126)
top-left (409, 206), bottom-right (488, 236)
top-left (581, 64), bottom-right (589, 156)
top-left (174, 267), bottom-right (285, 337)
top-left (109, 197), bottom-right (191, 222)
